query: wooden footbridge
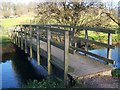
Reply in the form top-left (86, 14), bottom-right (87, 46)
top-left (10, 24), bottom-right (116, 84)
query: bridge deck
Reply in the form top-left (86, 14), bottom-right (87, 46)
top-left (24, 38), bottom-right (113, 79)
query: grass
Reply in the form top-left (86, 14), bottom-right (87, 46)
top-left (23, 77), bottom-right (82, 88)
top-left (0, 16), bottom-right (33, 46)
top-left (1, 16), bottom-right (32, 28)
top-left (0, 16), bottom-right (33, 37)
top-left (0, 35), bottom-right (10, 44)
top-left (112, 69), bottom-right (120, 77)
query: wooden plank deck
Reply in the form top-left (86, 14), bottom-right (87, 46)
top-left (24, 37), bottom-right (113, 79)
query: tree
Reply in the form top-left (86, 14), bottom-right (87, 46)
top-left (35, 2), bottom-right (116, 29)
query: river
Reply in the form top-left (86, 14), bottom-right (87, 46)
top-left (1, 46), bottom-right (47, 88)
top-left (0, 44), bottom-right (119, 88)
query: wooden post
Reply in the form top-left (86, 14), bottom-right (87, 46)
top-left (64, 31), bottom-right (69, 85)
top-left (16, 30), bottom-right (18, 45)
top-left (30, 25), bottom-right (33, 59)
top-left (71, 28), bottom-right (76, 54)
top-left (47, 27), bottom-right (52, 75)
top-left (107, 33), bottom-right (112, 60)
top-left (24, 27), bottom-right (27, 53)
top-left (36, 26), bottom-right (40, 65)
top-left (14, 28), bottom-right (16, 45)
top-left (13, 27), bottom-right (16, 44)
top-left (20, 26), bottom-right (23, 50)
top-left (18, 30), bottom-right (20, 48)
top-left (85, 30), bottom-right (88, 56)
top-left (17, 26), bottom-right (20, 47)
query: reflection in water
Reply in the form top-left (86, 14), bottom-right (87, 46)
top-left (1, 46), bottom-right (47, 88)
top-left (89, 47), bottom-right (120, 69)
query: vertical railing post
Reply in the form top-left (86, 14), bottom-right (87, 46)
top-left (30, 25), bottom-right (33, 59)
top-left (14, 28), bottom-right (16, 45)
top-left (36, 26), bottom-right (40, 65)
top-left (20, 25), bottom-right (23, 50)
top-left (13, 27), bottom-right (16, 44)
top-left (18, 26), bottom-right (20, 47)
top-left (85, 30), bottom-right (88, 56)
top-left (47, 27), bottom-right (52, 75)
top-left (24, 27), bottom-right (27, 53)
top-left (71, 28), bottom-right (76, 54)
top-left (14, 29), bottom-right (16, 45)
top-left (64, 31), bottom-right (69, 85)
top-left (16, 28), bottom-right (18, 46)
top-left (18, 31), bottom-right (20, 47)
top-left (107, 33), bottom-right (112, 60)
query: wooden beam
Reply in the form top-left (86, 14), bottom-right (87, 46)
top-left (24, 27), bottom-right (27, 53)
top-left (71, 46), bottom-right (115, 64)
top-left (20, 26), bottom-right (23, 50)
top-left (47, 27), bottom-right (52, 75)
top-left (48, 24), bottom-right (116, 34)
top-left (85, 30), bottom-right (88, 56)
top-left (36, 26), bottom-right (40, 65)
top-left (107, 33), bottom-right (112, 61)
top-left (30, 25), bottom-right (33, 59)
top-left (18, 31), bottom-right (20, 47)
top-left (64, 31), bottom-right (69, 85)
top-left (73, 37), bottom-right (115, 49)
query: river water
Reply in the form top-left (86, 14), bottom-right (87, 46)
top-left (89, 47), bottom-right (120, 69)
top-left (1, 46), bottom-right (48, 88)
top-left (0, 44), bottom-right (119, 88)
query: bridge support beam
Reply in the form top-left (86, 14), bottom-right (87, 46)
top-left (24, 27), bottom-right (27, 54)
top-left (47, 27), bottom-right (52, 75)
top-left (30, 25), bottom-right (33, 59)
top-left (20, 26), bottom-right (23, 50)
top-left (107, 33), bottom-right (112, 63)
top-left (64, 31), bottom-right (69, 85)
top-left (36, 26), bottom-right (40, 65)
top-left (18, 31), bottom-right (20, 48)
top-left (85, 30), bottom-right (88, 56)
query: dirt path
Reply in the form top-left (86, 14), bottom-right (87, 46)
top-left (80, 76), bottom-right (120, 88)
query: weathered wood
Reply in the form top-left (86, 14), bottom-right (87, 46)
top-left (85, 30), bottom-right (88, 55)
top-left (11, 24), bottom-right (115, 82)
top-left (47, 24), bottom-right (116, 34)
top-left (18, 31), bottom-right (20, 47)
top-left (36, 26), bottom-right (40, 65)
top-left (47, 27), bottom-right (52, 75)
top-left (32, 34), bottom-right (74, 54)
top-left (107, 33), bottom-right (112, 60)
top-left (16, 30), bottom-right (19, 45)
top-left (30, 25), bottom-right (33, 59)
top-left (20, 26), bottom-right (23, 50)
top-left (70, 28), bottom-right (77, 54)
top-left (73, 37), bottom-right (115, 49)
top-left (64, 31), bottom-right (69, 84)
top-left (15, 29), bottom-right (17, 45)
top-left (24, 27), bottom-right (27, 53)
top-left (71, 46), bottom-right (115, 64)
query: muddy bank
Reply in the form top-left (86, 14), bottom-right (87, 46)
top-left (1, 43), bottom-right (16, 61)
top-left (80, 75), bottom-right (120, 88)
top-left (2, 43), bottom-right (15, 54)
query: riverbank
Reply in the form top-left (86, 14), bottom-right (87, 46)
top-left (80, 75), bottom-right (120, 88)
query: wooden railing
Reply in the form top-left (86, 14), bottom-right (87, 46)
top-left (10, 24), bottom-right (116, 82)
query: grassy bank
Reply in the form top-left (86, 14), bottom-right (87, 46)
top-left (112, 69), bottom-right (120, 77)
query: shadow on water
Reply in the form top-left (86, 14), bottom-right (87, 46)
top-left (1, 44), bottom-right (47, 88)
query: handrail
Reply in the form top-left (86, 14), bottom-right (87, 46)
top-left (17, 24), bottom-right (116, 34)
top-left (12, 24), bottom-right (115, 64)
top-left (46, 24), bottom-right (117, 34)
